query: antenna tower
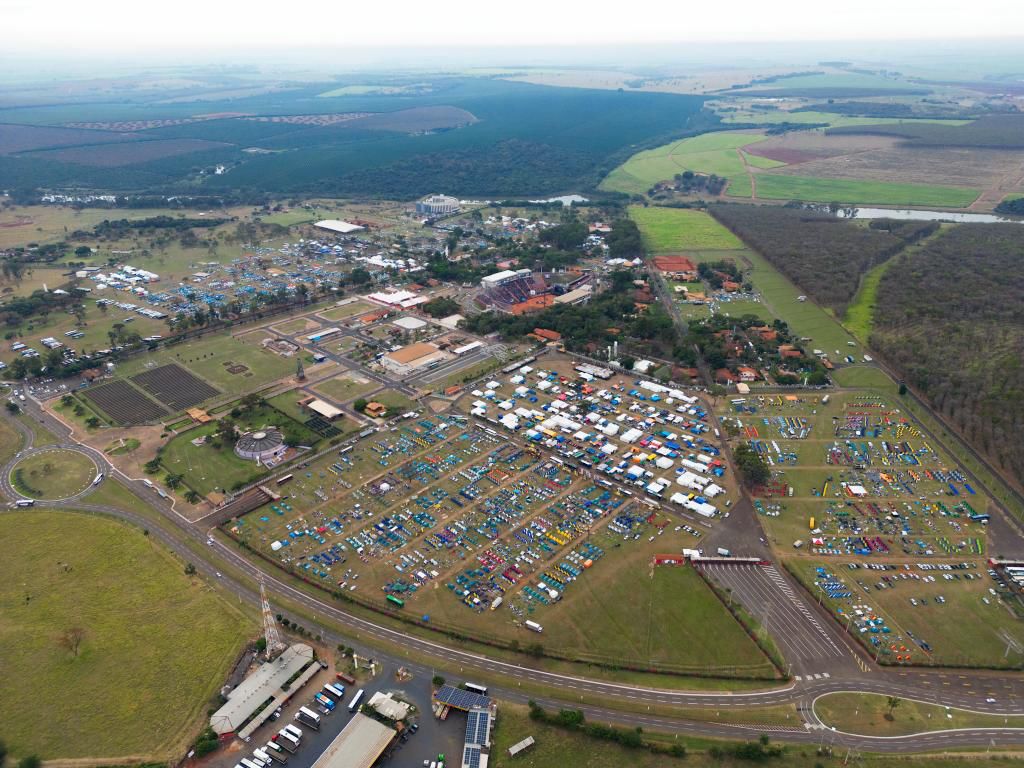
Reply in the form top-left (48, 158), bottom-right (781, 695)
top-left (260, 579), bottom-right (286, 660)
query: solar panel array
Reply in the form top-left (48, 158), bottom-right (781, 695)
top-left (465, 708), bottom-right (491, 747)
top-left (434, 684), bottom-right (491, 712)
top-left (462, 745), bottom-right (482, 768)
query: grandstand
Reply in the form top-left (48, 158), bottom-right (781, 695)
top-left (478, 269), bottom-right (592, 314)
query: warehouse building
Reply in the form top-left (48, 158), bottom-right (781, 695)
top-left (381, 342), bottom-right (448, 375)
top-left (310, 712), bottom-right (397, 768)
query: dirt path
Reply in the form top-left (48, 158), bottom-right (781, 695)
top-left (737, 148), bottom-right (758, 200)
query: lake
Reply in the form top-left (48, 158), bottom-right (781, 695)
top-left (842, 207), bottom-right (1021, 224)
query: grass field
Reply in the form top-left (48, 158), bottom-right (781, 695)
top-left (318, 300), bottom-right (376, 321)
top-left (815, 692), bottom-right (1023, 736)
top-left (720, 109), bottom-right (970, 129)
top-left (11, 449), bottom-right (95, 499)
top-left (0, 510), bottom-right (250, 760)
top-left (117, 332), bottom-right (293, 395)
top-left (754, 174), bottom-right (979, 208)
top-left (630, 206), bottom-right (744, 252)
top-left (488, 702), bottom-right (1024, 768)
top-left (313, 372), bottom-right (381, 403)
top-left (601, 132), bottom-right (777, 197)
top-left (258, 208), bottom-right (328, 227)
top-left (843, 260), bottom-right (890, 341)
top-left (831, 365), bottom-right (895, 390)
top-left (720, 247), bottom-right (863, 355)
top-left (0, 415), bottom-right (24, 465)
top-left (536, 563), bottom-right (773, 673)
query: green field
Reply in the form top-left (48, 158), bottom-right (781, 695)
top-left (313, 373), bottom-right (381, 403)
top-left (161, 403), bottom-right (320, 495)
top-left (0, 416), bottom-right (24, 465)
top-left (718, 247), bottom-right (863, 355)
top-left (721, 109), bottom-right (970, 129)
top-left (319, 300), bottom-right (375, 321)
top-left (843, 259), bottom-right (890, 340)
top-left (815, 692), bottom-right (1024, 736)
top-left (0, 510), bottom-right (250, 760)
top-left (754, 174), bottom-right (979, 208)
top-left (117, 331), bottom-right (293, 394)
top-left (11, 449), bottom-right (96, 499)
top-left (601, 132), bottom-right (777, 197)
top-left (630, 206), bottom-right (744, 252)
top-left (488, 702), bottom-right (1024, 768)
top-left (534, 564), bottom-right (773, 674)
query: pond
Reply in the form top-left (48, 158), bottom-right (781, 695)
top-left (841, 207), bottom-right (1021, 224)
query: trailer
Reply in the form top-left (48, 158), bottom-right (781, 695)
top-left (324, 682), bottom-right (345, 699)
top-left (525, 620), bottom-right (544, 633)
top-left (349, 688), bottom-right (365, 713)
top-left (263, 742), bottom-right (289, 763)
top-left (274, 730), bottom-right (299, 753)
top-left (296, 707), bottom-right (321, 730)
top-left (314, 692), bottom-right (336, 711)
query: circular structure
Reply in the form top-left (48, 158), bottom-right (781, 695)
top-left (9, 448), bottom-right (98, 500)
top-left (234, 428), bottom-right (286, 462)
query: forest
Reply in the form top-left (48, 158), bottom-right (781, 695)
top-left (871, 223), bottom-right (1024, 486)
top-left (0, 77), bottom-right (711, 198)
top-left (709, 205), bottom-right (935, 314)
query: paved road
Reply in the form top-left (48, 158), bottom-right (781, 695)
top-left (6, 402), bottom-right (1024, 752)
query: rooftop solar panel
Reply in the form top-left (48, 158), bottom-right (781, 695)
top-left (462, 745), bottom-right (482, 768)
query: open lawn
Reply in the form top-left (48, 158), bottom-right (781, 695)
top-left (536, 562), bottom-right (773, 674)
top-left (258, 208), bottom-right (328, 227)
top-left (117, 331), bottom-right (293, 394)
top-left (754, 174), bottom-right (979, 208)
top-left (815, 692), bottom-right (1023, 736)
top-left (488, 702), bottom-right (1023, 768)
top-left (11, 448), bottom-right (96, 499)
top-left (716, 247), bottom-right (863, 355)
top-left (313, 372), bottom-right (381, 403)
top-left (0, 415), bottom-right (24, 464)
top-left (630, 206), bottom-right (744, 252)
top-left (318, 299), bottom-right (376, 321)
top-left (843, 260), bottom-right (890, 341)
top-left (367, 390), bottom-right (420, 416)
top-left (0, 510), bottom-right (250, 760)
top-left (601, 131), bottom-right (776, 197)
top-left (831, 365), bottom-right (895, 391)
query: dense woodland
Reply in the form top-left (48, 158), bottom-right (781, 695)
top-left (871, 223), bottom-right (1024, 486)
top-left (709, 205), bottom-right (935, 314)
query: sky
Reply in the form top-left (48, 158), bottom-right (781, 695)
top-left (2, 0), bottom-right (1023, 55)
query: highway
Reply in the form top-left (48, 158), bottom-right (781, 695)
top-left (5, 397), bottom-right (1024, 753)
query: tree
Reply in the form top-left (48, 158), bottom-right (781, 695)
top-left (733, 443), bottom-right (771, 488)
top-left (185, 489), bottom-right (201, 504)
top-left (165, 472), bottom-right (184, 489)
top-left (57, 626), bottom-right (86, 657)
top-left (886, 696), bottom-right (902, 720)
top-left (17, 757), bottom-right (40, 768)
top-left (85, 416), bottom-right (100, 429)
top-left (144, 458), bottom-right (161, 474)
top-left (353, 398), bottom-right (368, 413)
top-left (61, 394), bottom-right (73, 407)
top-left (432, 675), bottom-right (446, 687)
top-left (5, 401), bottom-right (19, 414)
top-left (184, 562), bottom-right (197, 576)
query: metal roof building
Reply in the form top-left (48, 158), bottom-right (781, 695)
top-left (209, 643), bottom-right (314, 735)
top-left (310, 712), bottom-right (396, 768)
top-left (315, 220), bottom-right (365, 234)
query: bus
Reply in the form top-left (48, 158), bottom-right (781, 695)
top-left (15, 499), bottom-right (34, 507)
top-left (92, 472), bottom-right (104, 486)
top-left (276, 474), bottom-right (293, 486)
top-left (324, 683), bottom-right (345, 699)
top-left (282, 724), bottom-right (303, 739)
top-left (525, 620), bottom-right (544, 633)
top-left (296, 707), bottom-right (321, 729)
top-left (314, 692), bottom-right (335, 710)
top-left (348, 688), bottom-right (365, 713)
top-left (386, 594), bottom-right (404, 608)
top-left (464, 682), bottom-right (488, 696)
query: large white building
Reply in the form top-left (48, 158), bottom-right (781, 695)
top-left (415, 194), bottom-right (460, 216)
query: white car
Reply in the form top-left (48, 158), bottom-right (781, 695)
top-left (986, 697), bottom-right (997, 703)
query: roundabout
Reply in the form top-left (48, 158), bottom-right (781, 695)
top-left (6, 446), bottom-right (100, 501)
